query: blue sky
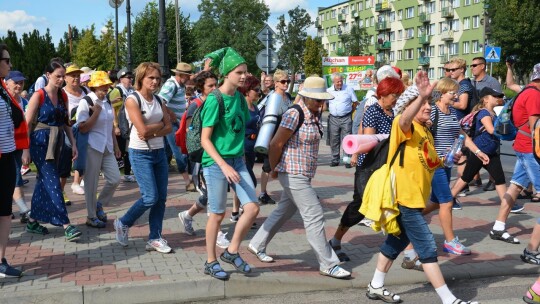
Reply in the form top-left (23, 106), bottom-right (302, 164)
top-left (0, 0), bottom-right (338, 46)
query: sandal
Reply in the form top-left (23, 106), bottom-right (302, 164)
top-left (220, 249), bottom-right (251, 274)
top-left (489, 229), bottom-right (520, 244)
top-left (518, 190), bottom-right (534, 200)
top-left (366, 283), bottom-right (402, 303)
top-left (524, 286), bottom-right (540, 304)
top-left (204, 261), bottom-right (229, 280)
top-left (26, 221), bottom-right (49, 235)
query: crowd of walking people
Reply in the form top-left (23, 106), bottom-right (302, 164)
top-left (2, 42), bottom-right (540, 303)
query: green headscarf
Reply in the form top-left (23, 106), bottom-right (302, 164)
top-left (204, 47), bottom-right (246, 76)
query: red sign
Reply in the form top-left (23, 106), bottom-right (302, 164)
top-left (348, 56), bottom-right (375, 65)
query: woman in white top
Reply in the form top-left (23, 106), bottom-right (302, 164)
top-left (76, 71), bottom-right (121, 228)
top-left (113, 62), bottom-right (172, 253)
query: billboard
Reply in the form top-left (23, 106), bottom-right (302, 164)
top-left (322, 56), bottom-right (375, 90)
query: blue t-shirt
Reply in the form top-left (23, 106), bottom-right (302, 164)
top-left (357, 103), bottom-right (393, 166)
top-left (455, 78), bottom-right (475, 121)
top-left (244, 106), bottom-right (260, 153)
top-left (473, 108), bottom-right (499, 155)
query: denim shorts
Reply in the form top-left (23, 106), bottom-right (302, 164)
top-left (380, 205), bottom-right (438, 264)
top-left (429, 167), bottom-right (453, 204)
top-left (203, 157), bottom-right (257, 214)
top-left (13, 150), bottom-right (23, 187)
top-left (511, 152), bottom-right (540, 190)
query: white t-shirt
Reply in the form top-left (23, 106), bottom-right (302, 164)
top-left (63, 88), bottom-right (87, 115)
top-left (125, 92), bottom-right (165, 150)
top-left (76, 92), bottom-right (115, 153)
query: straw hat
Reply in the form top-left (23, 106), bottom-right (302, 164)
top-left (170, 62), bottom-right (193, 75)
top-left (80, 66), bottom-right (95, 74)
top-left (88, 71), bottom-right (112, 88)
top-left (66, 64), bottom-right (83, 75)
top-left (298, 77), bottom-right (335, 100)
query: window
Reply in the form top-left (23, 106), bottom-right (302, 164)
top-left (465, 0), bottom-right (471, 5)
top-left (472, 15), bottom-right (480, 28)
top-left (417, 47), bottom-right (423, 59)
top-left (371, 16), bottom-right (375, 26)
top-left (439, 67), bottom-right (445, 78)
top-left (370, 35), bottom-right (374, 45)
top-left (405, 7), bottom-right (414, 19)
top-left (472, 40), bottom-right (480, 53)
top-left (405, 49), bottom-right (414, 60)
top-left (417, 26), bottom-right (423, 37)
top-left (463, 17), bottom-right (470, 30)
top-left (332, 26), bottom-right (337, 35)
top-left (325, 28), bottom-right (329, 35)
top-left (439, 44), bottom-right (446, 56)
top-left (326, 12), bottom-right (329, 20)
top-left (427, 23), bottom-right (435, 35)
top-left (406, 28), bottom-right (414, 39)
top-left (427, 46), bottom-right (435, 57)
top-left (428, 68), bottom-right (435, 79)
top-left (318, 30), bottom-right (323, 38)
top-left (426, 2), bottom-right (436, 13)
top-left (398, 50), bottom-right (403, 60)
top-left (451, 0), bottom-right (460, 8)
top-left (451, 19), bottom-right (459, 31)
top-left (390, 51), bottom-right (395, 62)
top-left (359, 19), bottom-right (364, 27)
top-left (365, 0), bottom-right (371, 9)
top-left (331, 10), bottom-right (336, 18)
top-left (389, 31), bottom-right (395, 41)
top-left (398, 10), bottom-right (403, 20)
top-left (390, 11), bottom-right (395, 22)
top-left (463, 41), bottom-right (470, 54)
top-left (359, 1), bottom-right (363, 10)
top-left (398, 30), bottom-right (402, 40)
top-left (342, 7), bottom-right (349, 14)
top-left (449, 42), bottom-right (459, 55)
top-left (331, 42), bottom-right (336, 51)
top-left (365, 18), bottom-right (370, 27)
top-left (474, 0), bottom-right (480, 3)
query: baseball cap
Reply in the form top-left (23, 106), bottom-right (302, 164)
top-left (5, 71), bottom-right (26, 82)
top-left (479, 87), bottom-right (504, 99)
top-left (117, 68), bottom-right (133, 79)
top-left (531, 63), bottom-right (540, 82)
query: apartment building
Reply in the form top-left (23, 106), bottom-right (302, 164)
top-left (317, 0), bottom-right (487, 79)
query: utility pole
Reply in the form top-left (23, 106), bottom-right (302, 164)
top-left (175, 0), bottom-right (181, 62)
top-left (158, 0), bottom-right (170, 81)
top-left (68, 24), bottom-right (72, 56)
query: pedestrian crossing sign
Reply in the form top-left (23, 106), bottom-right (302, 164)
top-left (485, 46), bottom-right (501, 63)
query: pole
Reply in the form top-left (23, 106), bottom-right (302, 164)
top-left (265, 28), bottom-right (270, 75)
top-left (68, 24), bottom-right (72, 56)
top-left (490, 62), bottom-right (493, 77)
top-left (115, 4), bottom-right (119, 70)
top-left (126, 0), bottom-right (133, 71)
top-left (175, 0), bottom-right (181, 62)
top-left (158, 0), bottom-right (170, 81)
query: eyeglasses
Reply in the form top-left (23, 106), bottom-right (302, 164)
top-left (0, 58), bottom-right (11, 64)
top-left (278, 79), bottom-right (291, 84)
top-left (445, 68), bottom-right (460, 72)
top-left (470, 63), bottom-right (484, 68)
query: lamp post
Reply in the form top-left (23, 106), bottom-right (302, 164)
top-left (158, 0), bottom-right (170, 81)
top-left (175, 0), bottom-right (181, 62)
top-left (108, 0), bottom-right (124, 70)
top-left (126, 0), bottom-right (133, 71)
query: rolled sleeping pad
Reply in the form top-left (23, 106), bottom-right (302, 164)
top-left (254, 93), bottom-right (283, 154)
top-left (342, 134), bottom-right (389, 154)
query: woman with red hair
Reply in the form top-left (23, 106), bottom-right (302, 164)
top-left (329, 76), bottom-right (406, 262)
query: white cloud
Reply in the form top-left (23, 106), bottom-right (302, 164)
top-left (0, 10), bottom-right (48, 36)
top-left (264, 0), bottom-right (308, 14)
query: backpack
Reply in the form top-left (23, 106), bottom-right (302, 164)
top-left (117, 92), bottom-right (163, 139)
top-left (28, 75), bottom-right (48, 99)
top-left (176, 97), bottom-right (203, 154)
top-left (533, 118), bottom-right (540, 164)
top-left (31, 88), bottom-right (69, 130)
top-left (493, 86), bottom-right (540, 141)
top-left (465, 78), bottom-right (480, 113)
top-left (459, 110), bottom-right (480, 138)
top-left (186, 89), bottom-right (226, 163)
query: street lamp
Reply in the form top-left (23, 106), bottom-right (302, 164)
top-left (108, 0), bottom-right (124, 70)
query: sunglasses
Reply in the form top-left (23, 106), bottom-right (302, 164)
top-left (278, 79), bottom-right (291, 84)
top-left (1, 58), bottom-right (11, 64)
top-left (470, 63), bottom-right (484, 68)
top-left (445, 68), bottom-right (460, 72)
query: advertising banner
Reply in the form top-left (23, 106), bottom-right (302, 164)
top-left (322, 56), bottom-right (375, 90)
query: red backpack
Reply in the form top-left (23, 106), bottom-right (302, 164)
top-left (176, 98), bottom-right (203, 154)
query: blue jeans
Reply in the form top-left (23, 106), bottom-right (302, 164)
top-left (380, 205), bottom-right (438, 264)
top-left (203, 157), bottom-right (257, 214)
top-left (511, 152), bottom-right (540, 190)
top-left (121, 148), bottom-right (168, 240)
top-left (72, 123), bottom-right (88, 173)
top-left (430, 167), bottom-right (453, 204)
top-left (165, 122), bottom-right (187, 173)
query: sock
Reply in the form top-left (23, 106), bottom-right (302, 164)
top-left (259, 191), bottom-right (266, 196)
top-left (13, 198), bottom-right (30, 214)
top-left (435, 284), bottom-right (457, 304)
top-left (184, 212), bottom-right (193, 220)
top-left (404, 249), bottom-right (417, 260)
top-left (232, 212), bottom-right (239, 217)
top-left (493, 220), bottom-right (505, 231)
top-left (330, 237), bottom-right (341, 247)
top-left (370, 269), bottom-right (386, 289)
top-left (527, 281), bottom-right (540, 299)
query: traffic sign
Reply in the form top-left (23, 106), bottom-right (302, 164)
top-left (256, 49), bottom-right (278, 72)
top-left (485, 46), bottom-right (501, 63)
top-left (257, 24), bottom-right (276, 43)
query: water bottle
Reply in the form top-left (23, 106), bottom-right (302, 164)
top-left (444, 134), bottom-right (465, 168)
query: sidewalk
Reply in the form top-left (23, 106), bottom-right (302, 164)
top-left (3, 140), bottom-right (540, 304)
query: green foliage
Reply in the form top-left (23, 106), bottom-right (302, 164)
top-left (303, 36), bottom-right (326, 77)
top-left (73, 25), bottom-right (103, 69)
top-left (340, 24), bottom-right (370, 56)
top-left (193, 0), bottom-right (270, 74)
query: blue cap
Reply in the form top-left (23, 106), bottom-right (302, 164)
top-left (5, 71), bottom-right (27, 82)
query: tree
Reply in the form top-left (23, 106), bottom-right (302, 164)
top-left (73, 25), bottom-right (103, 69)
top-left (303, 36), bottom-right (327, 77)
top-left (57, 26), bottom-right (82, 64)
top-left (193, 0), bottom-right (270, 74)
top-left (488, 0), bottom-right (540, 83)
top-left (276, 6), bottom-right (312, 92)
top-left (19, 29), bottom-right (56, 84)
top-left (339, 24), bottom-right (370, 56)
top-left (1, 31), bottom-right (23, 73)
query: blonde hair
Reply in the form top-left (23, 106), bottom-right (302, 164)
top-left (402, 72), bottom-right (411, 87)
top-left (436, 77), bottom-right (459, 94)
top-left (273, 69), bottom-right (288, 82)
top-left (134, 62), bottom-right (161, 91)
top-left (448, 57), bottom-right (467, 70)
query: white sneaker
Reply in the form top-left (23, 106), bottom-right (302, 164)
top-left (114, 218), bottom-right (129, 247)
top-left (80, 180), bottom-right (85, 188)
top-left (146, 238), bottom-right (172, 253)
top-left (319, 265), bottom-right (351, 279)
top-left (247, 243), bottom-right (274, 263)
top-left (71, 183), bottom-right (85, 195)
top-left (178, 211), bottom-right (195, 236)
top-left (216, 231), bottom-right (230, 249)
top-left (123, 175), bottom-right (136, 182)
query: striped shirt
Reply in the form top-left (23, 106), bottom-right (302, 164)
top-left (275, 101), bottom-right (322, 178)
top-left (0, 95), bottom-right (16, 154)
top-left (430, 105), bottom-right (461, 156)
top-left (158, 76), bottom-right (186, 120)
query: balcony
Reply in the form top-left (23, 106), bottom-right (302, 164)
top-left (375, 1), bottom-right (391, 12)
top-left (439, 53), bottom-right (449, 62)
top-left (316, 17), bottom-right (322, 29)
top-left (419, 12), bottom-right (430, 23)
top-left (338, 14), bottom-right (346, 23)
top-left (419, 34), bottom-right (431, 44)
top-left (419, 56), bottom-right (430, 66)
top-left (376, 21), bottom-right (390, 31)
top-left (352, 10), bottom-right (359, 19)
top-left (441, 6), bottom-right (454, 18)
top-left (376, 41), bottom-right (391, 50)
top-left (441, 30), bottom-right (454, 41)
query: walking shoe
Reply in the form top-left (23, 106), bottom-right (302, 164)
top-left (114, 218), bottom-right (129, 247)
top-left (123, 175), bottom-right (136, 183)
top-left (230, 213), bottom-right (240, 222)
top-left (85, 217), bottom-right (106, 228)
top-left (96, 202), bottom-right (107, 222)
top-left (452, 198), bottom-right (463, 210)
top-left (258, 192), bottom-right (276, 205)
top-left (489, 229), bottom-right (520, 244)
top-left (511, 204), bottom-right (525, 213)
top-left (330, 162), bottom-right (339, 167)
top-left (178, 211), bottom-right (195, 236)
top-left (20, 165), bottom-right (31, 176)
top-left (26, 221), bottom-right (49, 235)
top-left (0, 258), bottom-right (23, 278)
top-left (117, 160), bottom-right (124, 169)
top-left (247, 243), bottom-right (274, 263)
top-left (185, 181), bottom-right (196, 192)
top-left (71, 183), bottom-right (85, 195)
top-left (146, 238), bottom-right (172, 253)
top-left (63, 191), bottom-right (72, 206)
top-left (216, 231), bottom-right (230, 249)
top-left (483, 180), bottom-right (495, 191)
top-left (20, 212), bottom-right (29, 224)
top-left (64, 225), bottom-right (82, 242)
top-left (319, 265), bottom-right (351, 279)
top-left (366, 283), bottom-right (402, 303)
top-left (443, 237), bottom-right (471, 255)
top-left (401, 256), bottom-right (423, 271)
top-left (457, 185), bottom-right (469, 197)
top-left (521, 248), bottom-right (540, 265)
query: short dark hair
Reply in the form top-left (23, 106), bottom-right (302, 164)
top-left (472, 57), bottom-right (486, 65)
top-left (193, 71), bottom-right (217, 92)
top-left (238, 75), bottom-right (260, 96)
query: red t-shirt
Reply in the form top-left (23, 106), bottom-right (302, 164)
top-left (512, 84), bottom-right (540, 153)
